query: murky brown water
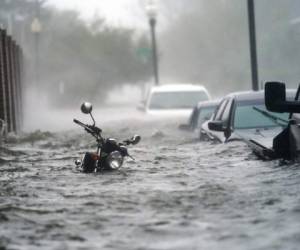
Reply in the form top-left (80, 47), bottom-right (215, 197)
top-left (1, 110), bottom-right (300, 250)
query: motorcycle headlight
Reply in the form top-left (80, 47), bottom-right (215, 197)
top-left (106, 151), bottom-right (124, 170)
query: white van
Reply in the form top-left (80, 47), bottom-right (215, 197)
top-left (141, 84), bottom-right (210, 117)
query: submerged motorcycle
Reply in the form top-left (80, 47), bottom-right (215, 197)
top-left (74, 102), bottom-right (141, 173)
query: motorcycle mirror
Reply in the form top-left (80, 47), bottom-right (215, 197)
top-left (81, 102), bottom-right (93, 114)
top-left (130, 135), bottom-right (141, 145)
top-left (75, 159), bottom-right (82, 166)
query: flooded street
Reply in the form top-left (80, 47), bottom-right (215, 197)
top-left (2, 0), bottom-right (300, 249)
top-left (1, 108), bottom-right (300, 250)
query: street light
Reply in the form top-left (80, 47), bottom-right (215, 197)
top-left (247, 0), bottom-right (259, 91)
top-left (31, 17), bottom-right (42, 91)
top-left (146, 0), bottom-right (159, 85)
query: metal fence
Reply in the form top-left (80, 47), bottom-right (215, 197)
top-left (0, 29), bottom-right (23, 136)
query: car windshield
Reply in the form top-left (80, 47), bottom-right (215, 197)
top-left (197, 106), bottom-right (216, 127)
top-left (234, 103), bottom-right (289, 129)
top-left (149, 91), bottom-right (209, 110)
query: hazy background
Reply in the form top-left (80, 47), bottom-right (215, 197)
top-left (1, 0), bottom-right (300, 127)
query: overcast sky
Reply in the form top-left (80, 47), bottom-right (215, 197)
top-left (46, 0), bottom-right (149, 28)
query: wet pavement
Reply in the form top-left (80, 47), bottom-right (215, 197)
top-left (1, 110), bottom-right (300, 250)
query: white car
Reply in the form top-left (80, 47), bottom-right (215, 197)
top-left (140, 84), bottom-right (210, 118)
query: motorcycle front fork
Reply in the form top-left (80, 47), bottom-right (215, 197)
top-left (95, 146), bottom-right (103, 172)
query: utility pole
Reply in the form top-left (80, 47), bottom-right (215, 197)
top-left (247, 0), bottom-right (259, 91)
top-left (149, 18), bottom-right (159, 85)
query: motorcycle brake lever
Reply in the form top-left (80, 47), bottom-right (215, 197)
top-left (88, 125), bottom-right (102, 135)
top-left (119, 146), bottom-right (134, 160)
top-left (84, 127), bottom-right (94, 135)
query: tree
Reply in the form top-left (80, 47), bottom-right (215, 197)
top-left (2, 5), bottom-right (151, 107)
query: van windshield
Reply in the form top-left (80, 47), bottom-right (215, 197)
top-left (149, 91), bottom-right (209, 110)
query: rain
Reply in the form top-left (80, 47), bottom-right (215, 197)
top-left (1, 1), bottom-right (300, 249)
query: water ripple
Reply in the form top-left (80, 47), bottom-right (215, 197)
top-left (1, 119), bottom-right (300, 250)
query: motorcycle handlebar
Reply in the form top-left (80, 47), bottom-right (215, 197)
top-left (73, 119), bottom-right (85, 127)
top-left (73, 119), bottom-right (102, 136)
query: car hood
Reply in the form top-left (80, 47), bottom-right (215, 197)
top-left (146, 109), bottom-right (193, 117)
top-left (234, 127), bottom-right (284, 148)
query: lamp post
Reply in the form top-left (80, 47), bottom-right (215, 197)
top-left (31, 16), bottom-right (41, 91)
top-left (146, 0), bottom-right (159, 85)
top-left (247, 0), bottom-right (259, 91)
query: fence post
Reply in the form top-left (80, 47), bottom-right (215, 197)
top-left (18, 47), bottom-right (24, 129)
top-left (0, 29), bottom-right (8, 135)
top-left (0, 29), bottom-right (23, 135)
top-left (2, 31), bottom-right (14, 133)
top-left (14, 45), bottom-right (22, 131)
top-left (5, 35), bottom-right (16, 132)
top-left (9, 40), bottom-right (18, 132)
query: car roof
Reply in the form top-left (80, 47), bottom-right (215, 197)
top-left (224, 89), bottom-right (296, 102)
top-left (150, 84), bottom-right (208, 93)
top-left (196, 100), bottom-right (220, 109)
top-left (225, 90), bottom-right (264, 101)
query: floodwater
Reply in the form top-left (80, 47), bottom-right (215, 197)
top-left (1, 108), bottom-right (300, 250)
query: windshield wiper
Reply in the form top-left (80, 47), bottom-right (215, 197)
top-left (252, 106), bottom-right (288, 127)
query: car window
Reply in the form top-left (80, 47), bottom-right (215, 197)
top-left (197, 106), bottom-right (216, 127)
top-left (149, 91), bottom-right (209, 110)
top-left (221, 98), bottom-right (233, 122)
top-left (214, 99), bottom-right (228, 120)
top-left (234, 104), bottom-right (289, 129)
top-left (189, 107), bottom-right (199, 127)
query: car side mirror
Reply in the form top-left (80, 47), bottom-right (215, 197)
top-left (208, 120), bottom-right (225, 132)
top-left (265, 82), bottom-right (287, 112)
top-left (265, 82), bottom-right (300, 113)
